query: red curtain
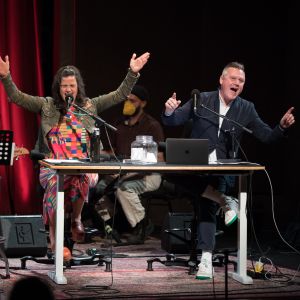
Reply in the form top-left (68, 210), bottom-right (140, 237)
top-left (0, 0), bottom-right (44, 214)
top-left (52, 0), bottom-right (61, 73)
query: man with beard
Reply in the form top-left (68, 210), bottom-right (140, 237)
top-left (94, 85), bottom-right (165, 244)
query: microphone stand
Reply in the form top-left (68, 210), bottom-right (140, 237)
top-left (196, 102), bottom-right (252, 161)
top-left (71, 103), bottom-right (117, 132)
top-left (71, 103), bottom-right (117, 162)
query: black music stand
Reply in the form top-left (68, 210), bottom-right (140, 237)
top-left (0, 130), bottom-right (14, 166)
top-left (0, 130), bottom-right (13, 278)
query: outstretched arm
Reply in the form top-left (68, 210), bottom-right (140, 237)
top-left (0, 55), bottom-right (10, 78)
top-left (129, 52), bottom-right (150, 73)
top-left (280, 107), bottom-right (295, 129)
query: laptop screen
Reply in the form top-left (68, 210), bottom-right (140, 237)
top-left (165, 138), bottom-right (209, 165)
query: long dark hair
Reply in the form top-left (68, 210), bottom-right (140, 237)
top-left (51, 65), bottom-right (88, 114)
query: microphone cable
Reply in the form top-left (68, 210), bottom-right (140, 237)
top-left (85, 125), bottom-right (123, 289)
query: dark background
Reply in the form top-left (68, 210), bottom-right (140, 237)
top-left (41, 1), bottom-right (299, 235)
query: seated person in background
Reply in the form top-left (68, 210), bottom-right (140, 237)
top-left (0, 52), bottom-right (150, 252)
top-left (95, 85), bottom-right (165, 244)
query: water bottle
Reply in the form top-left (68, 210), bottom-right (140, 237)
top-left (130, 135), bottom-right (158, 164)
top-left (90, 127), bottom-right (101, 162)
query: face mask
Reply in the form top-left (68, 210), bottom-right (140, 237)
top-left (123, 100), bottom-right (136, 116)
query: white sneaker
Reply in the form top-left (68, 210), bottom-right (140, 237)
top-left (195, 259), bottom-right (214, 280)
top-left (222, 196), bottom-right (239, 226)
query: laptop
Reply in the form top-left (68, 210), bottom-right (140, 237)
top-left (165, 138), bottom-right (209, 165)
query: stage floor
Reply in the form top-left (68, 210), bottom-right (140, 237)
top-left (1, 231), bottom-right (300, 300)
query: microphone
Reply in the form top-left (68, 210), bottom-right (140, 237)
top-left (191, 89), bottom-right (200, 114)
top-left (65, 94), bottom-right (74, 109)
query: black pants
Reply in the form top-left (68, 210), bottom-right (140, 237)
top-left (165, 174), bottom-right (235, 251)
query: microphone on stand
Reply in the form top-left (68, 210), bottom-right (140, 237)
top-left (65, 94), bottom-right (74, 109)
top-left (191, 89), bottom-right (200, 114)
top-left (190, 90), bottom-right (252, 161)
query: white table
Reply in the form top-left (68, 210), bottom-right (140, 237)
top-left (39, 160), bottom-right (264, 285)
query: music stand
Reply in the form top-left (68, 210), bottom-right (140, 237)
top-left (0, 130), bottom-right (13, 278)
top-left (0, 130), bottom-right (14, 166)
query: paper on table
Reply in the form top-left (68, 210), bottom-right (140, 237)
top-left (212, 159), bottom-right (260, 165)
top-left (44, 159), bottom-right (83, 164)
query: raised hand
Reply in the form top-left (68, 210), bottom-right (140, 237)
top-left (129, 52), bottom-right (150, 73)
top-left (280, 107), bottom-right (295, 129)
top-left (0, 55), bottom-right (10, 77)
top-left (165, 92), bottom-right (181, 115)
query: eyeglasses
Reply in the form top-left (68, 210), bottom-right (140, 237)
top-left (60, 84), bottom-right (77, 89)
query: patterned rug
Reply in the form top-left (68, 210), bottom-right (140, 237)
top-left (1, 237), bottom-right (300, 299)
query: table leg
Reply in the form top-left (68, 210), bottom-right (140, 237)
top-left (231, 174), bottom-right (253, 284)
top-left (48, 173), bottom-right (67, 284)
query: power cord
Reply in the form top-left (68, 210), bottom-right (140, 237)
top-left (247, 168), bottom-right (300, 284)
top-left (82, 125), bottom-right (123, 290)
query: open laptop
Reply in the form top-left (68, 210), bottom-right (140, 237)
top-left (165, 138), bottom-right (209, 165)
